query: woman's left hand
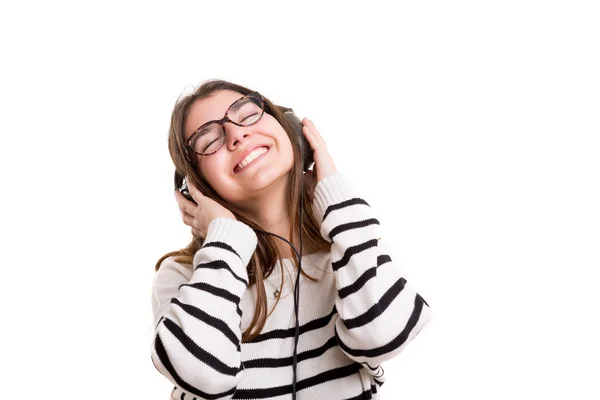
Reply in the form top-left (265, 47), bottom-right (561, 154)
top-left (302, 118), bottom-right (337, 203)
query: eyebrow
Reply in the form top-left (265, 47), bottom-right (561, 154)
top-left (190, 95), bottom-right (248, 138)
top-left (199, 123), bottom-right (215, 133)
top-left (191, 123), bottom-right (213, 139)
top-left (229, 96), bottom-right (248, 114)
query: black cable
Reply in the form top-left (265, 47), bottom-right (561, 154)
top-left (253, 175), bottom-right (304, 400)
top-left (292, 176), bottom-right (304, 400)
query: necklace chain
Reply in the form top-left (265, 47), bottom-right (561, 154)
top-left (264, 276), bottom-right (282, 298)
top-left (264, 253), bottom-right (318, 298)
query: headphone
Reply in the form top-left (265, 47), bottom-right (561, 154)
top-left (175, 108), bottom-right (314, 399)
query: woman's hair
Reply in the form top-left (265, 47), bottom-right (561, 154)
top-left (155, 79), bottom-right (331, 342)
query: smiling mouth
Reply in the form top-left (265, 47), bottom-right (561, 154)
top-left (233, 146), bottom-right (270, 174)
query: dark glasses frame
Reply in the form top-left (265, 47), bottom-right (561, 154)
top-left (184, 91), bottom-right (266, 162)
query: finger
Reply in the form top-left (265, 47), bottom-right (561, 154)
top-left (181, 209), bottom-right (196, 227)
top-left (302, 118), bottom-right (326, 148)
top-left (175, 190), bottom-right (197, 216)
top-left (186, 179), bottom-right (205, 204)
top-left (301, 122), bottom-right (319, 151)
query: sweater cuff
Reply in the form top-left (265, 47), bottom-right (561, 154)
top-left (203, 217), bottom-right (258, 266)
top-left (312, 171), bottom-right (357, 221)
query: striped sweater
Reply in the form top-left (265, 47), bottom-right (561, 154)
top-left (150, 172), bottom-right (432, 399)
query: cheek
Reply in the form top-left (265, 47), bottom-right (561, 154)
top-left (279, 133), bottom-right (295, 164)
top-left (199, 156), bottom-right (225, 185)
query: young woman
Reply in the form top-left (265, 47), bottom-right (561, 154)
top-left (150, 79), bottom-right (431, 399)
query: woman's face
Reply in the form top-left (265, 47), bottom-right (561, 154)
top-left (183, 90), bottom-right (294, 204)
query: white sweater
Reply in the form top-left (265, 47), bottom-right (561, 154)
top-left (150, 172), bottom-right (432, 399)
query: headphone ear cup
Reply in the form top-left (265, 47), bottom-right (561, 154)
top-left (283, 109), bottom-right (314, 172)
top-left (174, 171), bottom-right (196, 204)
top-left (174, 170), bottom-right (184, 191)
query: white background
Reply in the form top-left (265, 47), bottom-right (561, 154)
top-left (1, 1), bottom-right (599, 399)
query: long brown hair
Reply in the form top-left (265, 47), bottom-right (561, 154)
top-left (155, 79), bottom-right (331, 342)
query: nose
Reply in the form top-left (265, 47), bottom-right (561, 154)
top-left (224, 122), bottom-right (251, 151)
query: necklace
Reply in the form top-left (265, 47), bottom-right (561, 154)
top-left (264, 252), bottom-right (321, 298)
top-left (264, 276), bottom-right (282, 298)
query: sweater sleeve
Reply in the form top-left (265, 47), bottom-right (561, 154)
top-left (150, 217), bottom-right (257, 400)
top-left (312, 172), bottom-right (432, 372)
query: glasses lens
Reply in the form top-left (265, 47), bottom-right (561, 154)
top-left (229, 95), bottom-right (263, 126)
top-left (191, 123), bottom-right (223, 155)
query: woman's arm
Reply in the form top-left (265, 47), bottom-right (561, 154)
top-left (312, 172), bottom-right (432, 370)
top-left (150, 218), bottom-right (257, 400)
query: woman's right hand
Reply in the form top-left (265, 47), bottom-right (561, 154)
top-left (175, 180), bottom-right (236, 239)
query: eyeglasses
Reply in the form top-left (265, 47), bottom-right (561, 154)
top-left (184, 92), bottom-right (265, 161)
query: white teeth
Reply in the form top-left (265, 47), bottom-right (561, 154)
top-left (236, 147), bottom-right (268, 173)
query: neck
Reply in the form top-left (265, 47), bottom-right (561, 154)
top-left (240, 175), bottom-right (311, 260)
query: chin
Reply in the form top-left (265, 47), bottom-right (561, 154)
top-left (227, 166), bottom-right (292, 203)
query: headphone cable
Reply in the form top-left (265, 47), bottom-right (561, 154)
top-left (253, 175), bottom-right (304, 400)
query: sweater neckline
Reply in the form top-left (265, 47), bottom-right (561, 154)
top-left (261, 250), bottom-right (330, 299)
top-left (265, 250), bottom-right (329, 280)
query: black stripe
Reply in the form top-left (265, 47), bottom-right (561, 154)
top-left (362, 362), bottom-right (378, 372)
top-left (155, 316), bottom-right (165, 331)
top-left (338, 255), bottom-right (392, 299)
top-left (171, 298), bottom-right (241, 350)
top-left (361, 362), bottom-right (384, 378)
top-left (154, 335), bottom-right (237, 400)
top-left (336, 293), bottom-right (426, 358)
top-left (342, 277), bottom-right (407, 329)
top-left (232, 363), bottom-right (362, 399)
top-left (329, 218), bottom-right (380, 240)
top-left (247, 307), bottom-right (336, 343)
top-left (243, 336), bottom-right (338, 368)
top-left (202, 241), bottom-right (241, 259)
top-left (332, 239), bottom-right (378, 271)
top-left (180, 392), bottom-right (186, 400)
top-left (195, 259), bottom-right (248, 286)
top-left (163, 318), bottom-right (242, 376)
top-left (179, 282), bottom-right (241, 306)
top-left (374, 378), bottom-right (384, 387)
top-left (323, 198), bottom-right (370, 221)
